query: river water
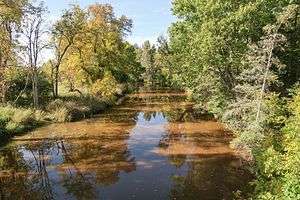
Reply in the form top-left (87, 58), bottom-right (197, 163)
top-left (0, 90), bottom-right (251, 200)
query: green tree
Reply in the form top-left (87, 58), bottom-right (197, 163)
top-left (275, 4), bottom-right (300, 93)
top-left (139, 40), bottom-right (156, 88)
top-left (253, 88), bottom-right (300, 199)
top-left (79, 4), bottom-right (132, 83)
top-left (169, 1), bottom-right (300, 197)
top-left (169, 0), bottom-right (292, 114)
top-left (154, 35), bottom-right (173, 87)
top-left (56, 3), bottom-right (135, 96)
top-left (224, 26), bottom-right (286, 152)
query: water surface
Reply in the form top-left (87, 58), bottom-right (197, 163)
top-left (0, 90), bottom-right (251, 200)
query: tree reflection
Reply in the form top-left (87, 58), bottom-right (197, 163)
top-left (148, 94), bottom-right (253, 200)
top-left (169, 156), bottom-right (252, 200)
top-left (0, 130), bottom-right (137, 199)
top-left (0, 143), bottom-right (54, 200)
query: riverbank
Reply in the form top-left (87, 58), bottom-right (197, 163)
top-left (0, 92), bottom-right (129, 144)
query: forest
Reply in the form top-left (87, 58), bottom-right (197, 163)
top-left (0, 0), bottom-right (300, 199)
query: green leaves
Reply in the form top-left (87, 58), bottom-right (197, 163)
top-left (169, 1), bottom-right (300, 198)
top-left (53, 3), bottom-right (139, 95)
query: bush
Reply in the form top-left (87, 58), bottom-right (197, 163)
top-left (82, 95), bottom-right (107, 114)
top-left (91, 71), bottom-right (121, 100)
top-left (46, 95), bottom-right (108, 122)
top-left (34, 110), bottom-right (46, 122)
top-left (5, 121), bottom-right (25, 134)
top-left (0, 117), bottom-right (7, 137)
top-left (252, 89), bottom-right (300, 199)
top-left (48, 107), bottom-right (70, 123)
top-left (11, 108), bottom-right (34, 124)
top-left (0, 106), bottom-right (39, 135)
top-left (4, 67), bottom-right (52, 107)
top-left (0, 86), bottom-right (124, 139)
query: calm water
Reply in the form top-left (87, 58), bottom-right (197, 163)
top-left (0, 90), bottom-right (251, 200)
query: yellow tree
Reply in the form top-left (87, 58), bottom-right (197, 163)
top-left (59, 4), bottom-right (133, 96)
top-left (51, 5), bottom-right (85, 97)
top-left (59, 49), bottom-right (86, 95)
top-left (79, 4), bottom-right (132, 82)
top-left (0, 0), bottom-right (28, 103)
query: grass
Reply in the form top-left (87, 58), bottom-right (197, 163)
top-left (0, 106), bottom-right (39, 140)
top-left (0, 94), bottom-right (122, 142)
top-left (46, 95), bottom-right (110, 122)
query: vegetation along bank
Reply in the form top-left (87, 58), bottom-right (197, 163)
top-left (1, 0), bottom-right (300, 198)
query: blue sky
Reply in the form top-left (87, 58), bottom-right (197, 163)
top-left (45, 0), bottom-right (176, 45)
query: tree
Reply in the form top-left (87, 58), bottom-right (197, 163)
top-left (139, 40), bottom-right (156, 88)
top-left (51, 5), bottom-right (85, 97)
top-left (253, 88), bottom-right (300, 199)
top-left (115, 42), bottom-right (143, 85)
top-left (169, 0), bottom-right (292, 114)
top-left (223, 4), bottom-right (298, 153)
top-left (0, 0), bottom-right (28, 104)
top-left (21, 2), bottom-right (48, 108)
top-left (154, 35), bottom-right (173, 87)
top-left (78, 3), bottom-right (132, 82)
top-left (275, 4), bottom-right (300, 93)
top-left (53, 3), bottom-right (134, 96)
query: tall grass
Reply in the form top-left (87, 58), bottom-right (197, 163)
top-left (0, 106), bottom-right (39, 137)
top-left (0, 81), bottom-right (128, 144)
top-left (46, 95), bottom-right (109, 122)
top-left (0, 94), bottom-right (118, 139)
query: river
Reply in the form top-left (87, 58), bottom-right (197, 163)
top-left (0, 90), bottom-right (252, 200)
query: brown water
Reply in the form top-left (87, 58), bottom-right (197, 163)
top-left (0, 90), bottom-right (252, 200)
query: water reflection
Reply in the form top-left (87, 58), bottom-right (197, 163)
top-left (0, 90), bottom-right (252, 200)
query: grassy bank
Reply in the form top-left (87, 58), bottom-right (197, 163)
top-left (0, 93), bottom-right (127, 143)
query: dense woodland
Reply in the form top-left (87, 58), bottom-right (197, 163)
top-left (0, 0), bottom-right (300, 199)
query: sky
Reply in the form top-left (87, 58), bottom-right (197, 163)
top-left (45, 0), bottom-right (176, 45)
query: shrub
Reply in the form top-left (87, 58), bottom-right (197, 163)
top-left (11, 108), bottom-right (34, 125)
top-left (252, 89), bottom-right (300, 199)
top-left (0, 106), bottom-right (39, 135)
top-left (0, 117), bottom-right (7, 137)
top-left (0, 87), bottom-right (122, 139)
top-left (4, 67), bottom-right (52, 107)
top-left (91, 71), bottom-right (120, 100)
top-left (80, 95), bottom-right (107, 114)
top-left (34, 110), bottom-right (46, 122)
top-left (48, 107), bottom-right (70, 123)
top-left (0, 106), bottom-right (15, 121)
top-left (46, 99), bottom-right (66, 111)
top-left (5, 121), bottom-right (25, 134)
top-left (46, 95), bottom-right (108, 122)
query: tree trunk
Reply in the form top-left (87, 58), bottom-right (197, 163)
top-left (54, 64), bottom-right (59, 98)
top-left (0, 59), bottom-right (8, 105)
top-left (32, 68), bottom-right (39, 108)
top-left (1, 84), bottom-right (7, 105)
top-left (255, 40), bottom-right (275, 124)
top-left (50, 62), bottom-right (55, 98)
top-left (0, 73), bottom-right (7, 105)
